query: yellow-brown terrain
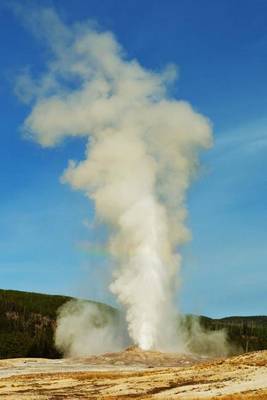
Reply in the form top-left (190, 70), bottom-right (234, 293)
top-left (0, 347), bottom-right (266, 399)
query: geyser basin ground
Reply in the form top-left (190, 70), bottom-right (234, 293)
top-left (0, 349), bottom-right (266, 399)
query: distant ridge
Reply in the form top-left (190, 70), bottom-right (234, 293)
top-left (0, 288), bottom-right (266, 359)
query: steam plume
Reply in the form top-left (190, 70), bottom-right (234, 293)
top-left (55, 300), bottom-right (129, 356)
top-left (17, 8), bottom-right (212, 351)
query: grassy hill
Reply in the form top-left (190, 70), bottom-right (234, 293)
top-left (0, 288), bottom-right (266, 359)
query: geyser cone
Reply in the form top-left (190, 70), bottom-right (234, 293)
top-left (79, 344), bottom-right (210, 368)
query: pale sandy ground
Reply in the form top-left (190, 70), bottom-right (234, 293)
top-left (0, 348), bottom-right (266, 399)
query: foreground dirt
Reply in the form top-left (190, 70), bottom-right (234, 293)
top-left (0, 348), bottom-right (266, 399)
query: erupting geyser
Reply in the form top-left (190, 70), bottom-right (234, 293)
top-left (18, 7), bottom-right (212, 351)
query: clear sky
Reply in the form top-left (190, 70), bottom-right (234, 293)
top-left (0, 0), bottom-right (266, 317)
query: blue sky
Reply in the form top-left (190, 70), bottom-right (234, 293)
top-left (0, 0), bottom-right (266, 317)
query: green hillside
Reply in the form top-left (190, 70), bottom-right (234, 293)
top-left (200, 315), bottom-right (267, 353)
top-left (0, 288), bottom-right (266, 359)
top-left (0, 289), bottom-right (115, 359)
